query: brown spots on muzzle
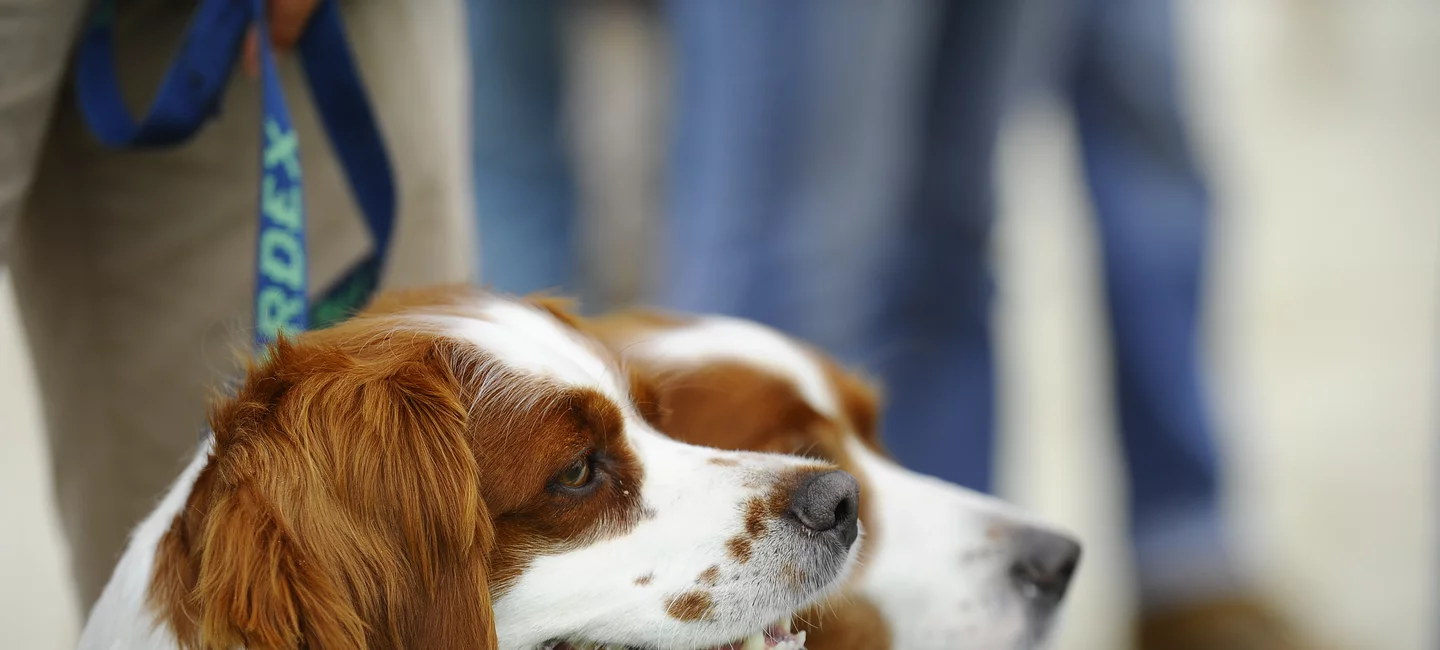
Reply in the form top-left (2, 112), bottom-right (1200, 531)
top-left (725, 536), bottom-right (753, 563)
top-left (708, 457), bottom-right (739, 467)
top-left (697, 565), bottom-right (721, 586)
top-left (742, 497), bottom-right (768, 538)
top-left (726, 466), bottom-right (821, 563)
top-left (765, 468), bottom-right (809, 517)
top-left (664, 590), bottom-right (716, 622)
top-left (744, 466), bottom-right (808, 535)
top-left (634, 572), bottom-right (654, 586)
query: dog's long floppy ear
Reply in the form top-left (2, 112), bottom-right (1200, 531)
top-left (154, 337), bottom-right (499, 649)
top-left (379, 344), bottom-right (498, 649)
top-left (188, 463), bottom-right (498, 650)
top-left (193, 482), bottom-right (367, 648)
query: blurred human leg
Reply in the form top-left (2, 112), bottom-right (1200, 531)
top-left (663, 0), bottom-right (1022, 491)
top-left (665, 0), bottom-right (938, 355)
top-left (1066, 0), bottom-right (1231, 605)
top-left (0, 0), bottom-right (87, 265)
top-left (859, 0), bottom-right (1022, 490)
top-left (780, 1), bottom-right (939, 362)
top-left (467, 0), bottom-right (579, 297)
top-left (661, 0), bottom-right (807, 329)
top-left (1071, 4), bottom-right (1321, 647)
top-left (11, 0), bottom-right (470, 610)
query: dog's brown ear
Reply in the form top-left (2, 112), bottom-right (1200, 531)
top-left (149, 340), bottom-right (367, 648)
top-left (156, 336), bottom-right (499, 649)
top-left (399, 545), bottom-right (497, 648)
top-left (339, 341), bottom-right (499, 649)
top-left (188, 486), bottom-right (502, 650)
top-left (820, 357), bottom-right (887, 451)
top-left (194, 483), bottom-right (367, 649)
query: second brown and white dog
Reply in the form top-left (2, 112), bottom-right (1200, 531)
top-left (587, 309), bottom-right (1083, 650)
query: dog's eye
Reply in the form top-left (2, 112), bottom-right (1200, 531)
top-left (556, 458), bottom-right (593, 489)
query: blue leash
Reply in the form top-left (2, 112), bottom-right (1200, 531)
top-left (75, 0), bottom-right (395, 349)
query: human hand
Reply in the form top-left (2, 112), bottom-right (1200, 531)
top-left (242, 0), bottom-right (325, 77)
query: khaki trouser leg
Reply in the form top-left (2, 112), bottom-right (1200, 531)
top-left (0, 0), bottom-right (89, 266)
top-left (9, 0), bottom-right (471, 611)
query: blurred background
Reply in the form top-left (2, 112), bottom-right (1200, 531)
top-left (1, 0), bottom-right (1435, 648)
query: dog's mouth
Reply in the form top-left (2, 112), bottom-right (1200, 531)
top-left (548, 615), bottom-right (807, 650)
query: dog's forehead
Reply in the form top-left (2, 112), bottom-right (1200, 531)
top-left (633, 318), bottom-right (841, 420)
top-left (421, 299), bottom-right (630, 403)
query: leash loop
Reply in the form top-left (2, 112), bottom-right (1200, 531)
top-left (76, 0), bottom-right (396, 349)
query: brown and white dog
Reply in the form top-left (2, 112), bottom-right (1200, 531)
top-left (79, 289), bottom-right (857, 650)
top-left (587, 309), bottom-right (1083, 650)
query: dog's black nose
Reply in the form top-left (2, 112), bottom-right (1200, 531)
top-left (788, 470), bottom-right (861, 548)
top-left (1009, 527), bottom-right (1082, 603)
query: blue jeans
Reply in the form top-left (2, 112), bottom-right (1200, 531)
top-left (665, 0), bottom-right (1228, 604)
top-left (667, 0), bottom-right (1018, 493)
top-left (465, 0), bottom-right (578, 298)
